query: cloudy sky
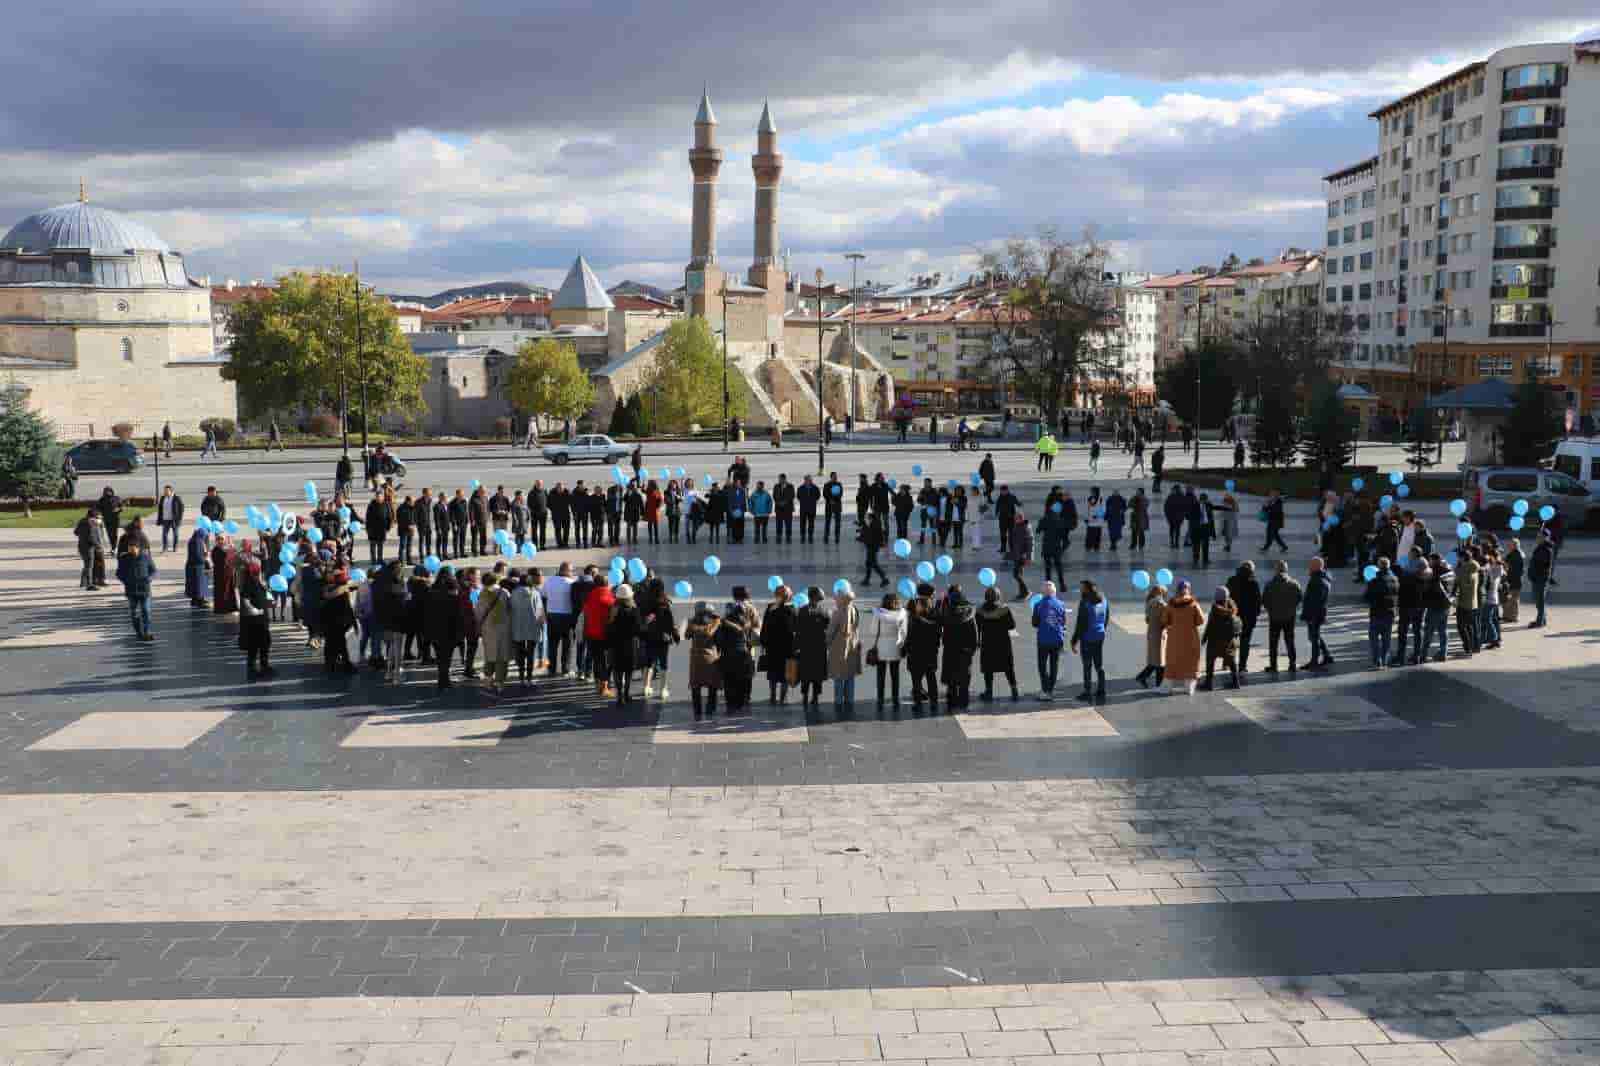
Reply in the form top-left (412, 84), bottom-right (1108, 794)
top-left (2, 5), bottom-right (1595, 296)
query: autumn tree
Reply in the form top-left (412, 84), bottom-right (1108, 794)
top-left (641, 318), bottom-right (749, 432)
top-left (504, 338), bottom-right (595, 424)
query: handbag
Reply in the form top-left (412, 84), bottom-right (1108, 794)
top-left (785, 657), bottom-right (799, 684)
top-left (866, 647), bottom-right (880, 666)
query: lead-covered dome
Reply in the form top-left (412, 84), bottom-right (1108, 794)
top-left (1, 201), bottom-right (170, 255)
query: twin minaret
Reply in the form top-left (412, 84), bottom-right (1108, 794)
top-left (686, 89), bottom-right (784, 294)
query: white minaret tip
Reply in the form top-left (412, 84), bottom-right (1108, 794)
top-left (758, 99), bottom-right (776, 134)
top-left (696, 86), bottom-right (717, 125)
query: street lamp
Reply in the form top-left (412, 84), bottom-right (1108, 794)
top-left (335, 271), bottom-right (350, 458)
top-left (354, 261), bottom-right (370, 465)
top-left (720, 278), bottom-right (730, 451)
top-left (845, 251), bottom-right (865, 442)
top-left (816, 268), bottom-right (826, 476)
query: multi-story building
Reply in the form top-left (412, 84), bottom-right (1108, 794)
top-left (1142, 272), bottom-right (1210, 366)
top-left (1351, 37), bottom-right (1600, 417)
top-left (1324, 158), bottom-right (1380, 370)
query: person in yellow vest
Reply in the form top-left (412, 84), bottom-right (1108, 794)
top-left (1035, 432), bottom-right (1057, 472)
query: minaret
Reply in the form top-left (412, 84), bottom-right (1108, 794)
top-left (688, 87), bottom-right (722, 269)
top-left (748, 101), bottom-right (787, 342)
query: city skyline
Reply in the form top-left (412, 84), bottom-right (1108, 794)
top-left (0, 8), bottom-right (1595, 294)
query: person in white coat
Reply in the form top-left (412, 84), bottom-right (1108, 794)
top-left (509, 571), bottom-right (545, 686)
top-left (870, 592), bottom-right (909, 711)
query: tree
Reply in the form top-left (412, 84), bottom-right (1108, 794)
top-left (1299, 380), bottom-right (1358, 482)
top-left (978, 227), bottom-right (1117, 428)
top-left (222, 271), bottom-right (428, 423)
top-left (1404, 405), bottom-right (1439, 475)
top-left (1501, 368), bottom-right (1562, 467)
top-left (504, 338), bottom-right (595, 424)
top-left (1250, 390), bottom-right (1299, 469)
top-left (641, 318), bottom-right (749, 432)
top-left (0, 405), bottom-right (63, 515)
top-left (1155, 339), bottom-right (1239, 429)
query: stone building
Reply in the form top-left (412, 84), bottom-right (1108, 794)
top-left (0, 195), bottom-right (235, 439)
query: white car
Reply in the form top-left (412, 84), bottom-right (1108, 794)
top-left (542, 434), bottom-right (630, 466)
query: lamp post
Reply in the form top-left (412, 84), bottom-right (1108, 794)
top-left (720, 278), bottom-right (730, 451)
top-left (845, 251), bottom-right (865, 442)
top-left (816, 268), bottom-right (826, 476)
top-left (354, 261), bottom-right (369, 465)
top-left (335, 271), bottom-right (349, 458)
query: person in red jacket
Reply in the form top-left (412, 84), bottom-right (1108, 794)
top-left (643, 483), bottom-right (664, 546)
top-left (583, 574), bottom-right (617, 697)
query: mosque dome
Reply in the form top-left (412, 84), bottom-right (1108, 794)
top-left (2, 201), bottom-right (170, 255)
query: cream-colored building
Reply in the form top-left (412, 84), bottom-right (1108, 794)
top-left (0, 197), bottom-right (235, 439)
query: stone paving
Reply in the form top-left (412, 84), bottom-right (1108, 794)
top-left (7, 442), bottom-right (1600, 1063)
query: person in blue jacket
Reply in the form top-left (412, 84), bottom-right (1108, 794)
top-left (1031, 580), bottom-right (1068, 700)
top-left (1071, 579), bottom-right (1110, 703)
top-left (116, 541), bottom-right (157, 641)
top-left (748, 481), bottom-right (774, 544)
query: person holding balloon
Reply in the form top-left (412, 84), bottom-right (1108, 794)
top-left (238, 564), bottom-right (275, 678)
top-left (759, 585), bottom-right (797, 705)
top-left (1133, 577), bottom-right (1167, 689)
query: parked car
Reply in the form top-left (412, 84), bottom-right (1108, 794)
top-left (1463, 465), bottom-right (1600, 529)
top-left (541, 433), bottom-right (630, 466)
top-left (65, 439), bottom-right (145, 474)
top-left (1551, 438), bottom-right (1600, 494)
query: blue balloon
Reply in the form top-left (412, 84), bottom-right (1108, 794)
top-left (611, 555), bottom-right (626, 572)
top-left (916, 561), bottom-right (935, 582)
top-left (833, 578), bottom-right (851, 596)
top-left (1449, 499), bottom-right (1467, 517)
top-left (424, 554), bottom-right (442, 574)
top-left (703, 555), bottom-right (721, 576)
top-left (1513, 499), bottom-right (1530, 516)
top-left (970, 472), bottom-right (983, 487)
top-left (1351, 477), bottom-right (1365, 491)
top-left (628, 558), bottom-right (647, 583)
top-left (732, 510), bottom-right (744, 520)
top-left (935, 555), bottom-right (954, 575)
top-left (349, 568), bottom-right (367, 584)
top-left (470, 587), bottom-right (481, 605)
top-left (347, 520), bottom-right (362, 535)
top-left (897, 577), bottom-right (917, 599)
top-left (660, 468), bottom-right (671, 480)
top-left (521, 542), bottom-right (537, 559)
top-left (1052, 502), bottom-right (1063, 513)
top-left (1397, 484), bottom-right (1411, 498)
top-left (1224, 479), bottom-right (1236, 493)
top-left (977, 567), bottom-right (997, 588)
top-left (1379, 495), bottom-right (1394, 510)
top-left (1445, 550), bottom-right (1458, 566)
top-left (279, 546), bottom-right (297, 564)
top-left (767, 575), bottom-right (783, 592)
top-left (705, 474), bottom-right (716, 485)
top-left (1457, 522), bottom-right (1474, 540)
top-left (1131, 570), bottom-right (1151, 590)
top-left (925, 505), bottom-right (938, 518)
top-left (674, 580), bottom-right (693, 599)
top-left (912, 464), bottom-right (923, 477)
top-left (1155, 568), bottom-right (1174, 586)
top-left (193, 516), bottom-right (210, 534)
top-left (1509, 515), bottom-right (1526, 531)
top-left (947, 479), bottom-right (958, 490)
top-left (675, 467), bottom-right (686, 478)
top-left (307, 528), bottom-right (323, 544)
top-left (1028, 593), bottom-right (1043, 610)
top-left (279, 564), bottom-right (295, 581)
top-left (830, 484), bottom-right (842, 497)
top-left (893, 538), bottom-right (912, 558)
top-left (888, 478), bottom-right (897, 490)
top-left (1540, 505), bottom-right (1556, 521)
top-left (303, 480), bottom-right (318, 501)
top-left (1363, 564), bottom-right (1378, 581)
top-left (495, 528), bottom-right (511, 543)
top-left (470, 479), bottom-right (481, 491)
top-left (1389, 471), bottom-right (1404, 486)
top-left (792, 592), bottom-right (810, 609)
top-left (268, 575), bottom-right (288, 593)
top-left (503, 542), bottom-right (518, 558)
top-left (338, 506), bottom-right (351, 522)
top-left (612, 467), bottom-right (628, 484)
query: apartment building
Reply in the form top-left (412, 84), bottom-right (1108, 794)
top-left (1353, 37), bottom-right (1600, 416)
top-left (1324, 158), bottom-right (1380, 368)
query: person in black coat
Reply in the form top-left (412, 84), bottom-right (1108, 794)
top-left (468, 488), bottom-right (490, 556)
top-left (892, 485), bottom-right (915, 541)
top-left (1225, 561), bottom-right (1262, 673)
top-left (975, 588), bottom-right (1018, 701)
top-left (395, 497), bottom-right (415, 564)
top-left (760, 590), bottom-right (797, 703)
top-left (413, 489), bottom-right (434, 558)
top-left (364, 494), bottom-right (393, 565)
top-left (97, 487), bottom-right (123, 538)
top-left (404, 566), bottom-right (433, 663)
top-left (792, 589), bottom-right (830, 709)
top-left (796, 476), bottom-right (821, 544)
top-left (904, 585), bottom-right (943, 712)
top-left (447, 490), bottom-right (469, 559)
top-left (549, 484), bottom-right (572, 549)
top-left (424, 572), bottom-right (463, 687)
top-left (861, 511), bottom-right (889, 587)
top-left (940, 587), bottom-right (979, 709)
top-left (529, 482), bottom-right (549, 549)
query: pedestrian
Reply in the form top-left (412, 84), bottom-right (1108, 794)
top-left (1217, 491), bottom-right (1239, 553)
top-left (1481, 548), bottom-right (1504, 649)
top-left (606, 583), bottom-right (642, 704)
top-left (1528, 530), bottom-right (1553, 628)
top-left (686, 603), bottom-right (724, 717)
top-left (582, 573), bottom-right (616, 697)
top-left (1392, 549), bottom-right (1425, 665)
top-left (939, 584), bottom-right (978, 709)
top-left (1363, 556), bottom-right (1400, 667)
top-left (978, 453), bottom-right (996, 503)
top-left (1301, 557), bottom-right (1333, 668)
top-left (161, 420), bottom-right (173, 458)
top-left (239, 560), bottom-right (274, 679)
top-left (321, 565), bottom-right (358, 674)
top-left (1134, 583), bottom-right (1168, 688)
top-left (1192, 492), bottom-right (1215, 567)
top-left (448, 489), bottom-right (469, 558)
top-left (975, 586), bottom-right (1018, 702)
top-left (1031, 580), bottom-right (1067, 700)
top-left (115, 540), bottom-right (157, 641)
top-left (1105, 489), bottom-right (1126, 551)
top-left (1502, 538), bottom-right (1523, 624)
top-left (468, 486), bottom-right (490, 556)
top-left (1006, 512), bottom-right (1033, 601)
top-left (1163, 485), bottom-right (1185, 551)
top-left (509, 569), bottom-right (544, 686)
top-left (1036, 501), bottom-right (1067, 590)
top-left (793, 587), bottom-right (830, 710)
top-left (1084, 489), bottom-right (1104, 552)
top-left (1199, 587), bottom-right (1241, 691)
top-left (74, 507), bottom-right (109, 590)
top-left (861, 510), bottom-right (889, 587)
top-left (826, 581), bottom-right (863, 712)
top-left (364, 492), bottom-right (392, 565)
top-left (760, 585), bottom-right (797, 705)
top-left (1162, 580), bottom-right (1205, 695)
top-left (869, 591), bottom-right (907, 711)
top-left (1455, 547), bottom-right (1483, 655)
top-left (1420, 553), bottom-right (1454, 663)
top-left (1261, 559), bottom-right (1302, 672)
top-left (1129, 488), bottom-right (1149, 553)
top-left (1127, 436), bottom-right (1146, 478)
top-left (425, 571), bottom-right (463, 689)
top-left (716, 593), bottom-right (757, 713)
top-left (201, 425), bottom-right (218, 458)
top-left (1070, 579), bottom-right (1109, 703)
top-left (1226, 561), bottom-right (1261, 674)
top-left (335, 453), bottom-right (353, 500)
top-left (1261, 489), bottom-right (1288, 552)
top-left (154, 484), bottom-right (184, 552)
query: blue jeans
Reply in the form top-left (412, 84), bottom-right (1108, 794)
top-left (1423, 607), bottom-right (1450, 659)
top-left (161, 522), bottom-right (179, 551)
top-left (1532, 578), bottom-right (1549, 625)
top-left (127, 594), bottom-right (150, 638)
top-left (1368, 614), bottom-right (1393, 666)
top-left (832, 675), bottom-right (855, 710)
top-left (1479, 603), bottom-right (1500, 645)
top-left (1038, 646), bottom-right (1062, 693)
top-left (1080, 640), bottom-right (1105, 692)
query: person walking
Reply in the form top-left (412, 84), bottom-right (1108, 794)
top-left (1199, 587), bottom-right (1242, 691)
top-left (1005, 512), bottom-right (1033, 601)
top-left (116, 541), bottom-right (157, 641)
top-left (1036, 503), bottom-right (1067, 591)
top-left (1261, 559), bottom-right (1302, 672)
top-left (335, 454), bottom-right (353, 500)
top-left (978, 453), bottom-right (996, 504)
top-left (161, 420), bottom-right (173, 458)
top-left (940, 585), bottom-right (978, 709)
top-left (1363, 556), bottom-right (1400, 667)
top-left (606, 583), bottom-right (642, 704)
top-left (826, 582), bottom-right (863, 713)
top-left (905, 583), bottom-right (943, 712)
top-left (1191, 492), bottom-right (1215, 567)
top-left (1031, 580), bottom-right (1068, 701)
top-left (1162, 580), bottom-right (1205, 695)
top-left (861, 510), bottom-right (889, 588)
top-left (1134, 583), bottom-right (1168, 688)
top-left (1151, 444), bottom-right (1165, 494)
top-left (1302, 557), bottom-right (1334, 669)
top-left (686, 603), bottom-right (724, 717)
top-left (1225, 561), bottom-right (1261, 674)
top-left (869, 591), bottom-right (907, 711)
top-left (1127, 436), bottom-right (1145, 478)
top-left (1528, 530), bottom-right (1554, 628)
top-left (201, 426), bottom-right (219, 459)
top-left (1070, 579), bottom-right (1109, 703)
top-left (976, 587), bottom-right (1018, 702)
top-left (760, 586), bottom-right (797, 705)
top-left (793, 587), bottom-right (830, 710)
top-left (1261, 490), bottom-right (1288, 553)
top-left (1216, 491), bottom-right (1239, 553)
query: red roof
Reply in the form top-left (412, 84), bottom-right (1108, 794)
top-left (611, 294), bottom-right (677, 312)
top-left (210, 284), bottom-right (274, 306)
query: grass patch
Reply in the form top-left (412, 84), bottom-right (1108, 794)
top-left (0, 509), bottom-right (98, 529)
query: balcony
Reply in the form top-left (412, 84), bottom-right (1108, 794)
top-left (1401, 193), bottom-right (1411, 206)
top-left (1490, 323), bottom-right (1550, 337)
top-left (1492, 245), bottom-right (1553, 260)
top-left (1439, 179), bottom-right (1451, 193)
top-left (1399, 259), bottom-right (1410, 271)
top-left (1404, 124), bottom-right (1414, 137)
top-left (1489, 284), bottom-right (1549, 299)
top-left (1497, 165), bottom-right (1557, 181)
top-left (1433, 325), bottom-right (1446, 338)
top-left (1494, 205), bottom-right (1555, 221)
top-left (1403, 157), bottom-right (1414, 171)
top-left (1436, 252), bottom-right (1448, 266)
top-left (1441, 143), bottom-right (1454, 157)
top-left (1503, 84), bottom-right (1562, 103)
top-left (1400, 224), bottom-right (1411, 237)
top-left (1438, 216), bottom-right (1450, 230)
top-left (1500, 124), bottom-right (1561, 142)
top-left (1396, 325), bottom-right (1407, 337)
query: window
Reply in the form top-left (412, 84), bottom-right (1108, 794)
top-left (1360, 252), bottom-right (1374, 270)
top-left (1499, 144), bottom-right (1561, 169)
top-left (1495, 185), bottom-right (1559, 208)
top-left (1326, 259), bottom-right (1338, 276)
top-left (1327, 230), bottom-right (1338, 247)
top-left (1502, 104), bottom-right (1562, 129)
top-left (1470, 116), bottom-right (1483, 137)
top-left (1343, 225), bottom-right (1356, 243)
top-left (1328, 202), bottom-right (1340, 218)
top-left (1494, 224), bottom-right (1556, 248)
top-left (1426, 134), bottom-right (1437, 153)
top-left (120, 338), bottom-right (132, 362)
top-left (1491, 302), bottom-right (1551, 325)
top-left (1343, 194), bottom-right (1357, 213)
top-left (1325, 287), bottom-right (1337, 303)
top-left (1503, 63), bottom-right (1563, 90)
top-left (1359, 283), bottom-right (1372, 301)
top-left (1341, 285), bottom-right (1354, 302)
top-left (1361, 220), bottom-right (1375, 239)
top-left (1493, 263), bottom-right (1553, 287)
top-left (1361, 189), bottom-right (1376, 208)
top-left (1341, 256), bottom-right (1354, 272)
top-left (1383, 311), bottom-right (1395, 328)
top-left (1473, 77), bottom-right (1485, 97)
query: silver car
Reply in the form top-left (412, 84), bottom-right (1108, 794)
top-left (1463, 466), bottom-right (1600, 529)
top-left (541, 434), bottom-right (630, 466)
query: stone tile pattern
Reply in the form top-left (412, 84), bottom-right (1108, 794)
top-left (2, 971), bottom-right (1599, 1065)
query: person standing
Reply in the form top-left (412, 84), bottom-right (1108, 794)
top-left (1261, 560), bottom-right (1302, 672)
top-left (1391, 550), bottom-right (1425, 666)
top-left (1151, 444), bottom-right (1165, 494)
top-left (1088, 437), bottom-right (1101, 476)
top-left (1127, 435), bottom-right (1146, 478)
top-left (717, 592), bottom-right (758, 713)
top-left (606, 583), bottom-right (641, 704)
top-left (509, 570), bottom-right (544, 686)
top-left (1261, 489), bottom-right (1288, 553)
top-left (396, 495), bottom-right (416, 565)
top-left (772, 474), bottom-right (796, 544)
top-left (376, 564), bottom-right (409, 683)
top-left (1420, 553), bottom-right (1454, 663)
top-left (240, 561), bottom-right (274, 679)
top-left (155, 485), bottom-right (184, 552)
top-left (749, 481), bottom-right (773, 544)
top-left (1191, 492), bottom-right (1215, 568)
top-left (543, 562), bottom-right (576, 676)
top-left (869, 591), bottom-right (907, 711)
top-left (1363, 556), bottom-right (1400, 667)
top-left (1084, 489), bottom-right (1104, 553)
top-left (940, 585), bottom-right (978, 710)
top-left (1129, 488), bottom-right (1149, 554)
top-left (335, 454), bottom-right (353, 500)
top-left (622, 482), bottom-right (644, 545)
top-left (1216, 491), bottom-right (1239, 554)
top-left (414, 488), bottom-right (434, 560)
top-left (861, 510), bottom-right (889, 588)
top-left (364, 492), bottom-right (392, 565)
top-left (1302, 557), bottom-right (1333, 669)
top-left (425, 571), bottom-right (463, 689)
top-left (1006, 512), bottom-right (1033, 601)
top-left (1031, 581), bottom-right (1067, 701)
top-left (116, 541), bottom-right (157, 641)
top-left (510, 490), bottom-right (530, 551)
top-left (75, 508), bottom-right (109, 590)
top-left (1199, 587), bottom-right (1242, 691)
top-left (978, 453), bottom-right (996, 504)
top-left (686, 604), bottom-right (724, 717)
top-left (796, 475), bottom-right (820, 544)
top-left (1070, 579), bottom-right (1109, 703)
top-left (1481, 548), bottom-right (1504, 649)
top-left (1105, 489), bottom-right (1126, 551)
top-left (822, 474), bottom-right (844, 544)
top-left (1225, 561), bottom-right (1261, 674)
top-left (793, 588), bottom-right (829, 710)
top-left (528, 480), bottom-right (549, 549)
top-left (448, 489), bottom-right (469, 559)
top-left (760, 586), bottom-right (797, 705)
top-left (583, 573), bottom-right (616, 698)
top-left (975, 587), bottom-right (1018, 702)
top-left (1135, 583), bottom-right (1168, 688)
top-left (1162, 580), bottom-right (1205, 695)
top-left (1502, 538), bottom-right (1524, 625)
top-left (826, 583), bottom-right (864, 713)
top-left (995, 484), bottom-right (1018, 553)
top-left (1162, 485), bottom-right (1185, 551)
top-left (468, 486), bottom-right (490, 556)
top-left (1036, 503), bottom-right (1067, 591)
top-left (905, 583), bottom-right (943, 712)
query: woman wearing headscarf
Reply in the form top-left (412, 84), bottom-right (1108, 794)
top-left (1200, 586), bottom-right (1242, 690)
top-left (184, 524), bottom-right (212, 608)
top-left (212, 536), bottom-right (239, 615)
top-left (510, 569), bottom-right (545, 686)
top-left (793, 586), bottom-right (830, 711)
top-left (760, 585), bottom-right (797, 705)
top-left (1135, 583), bottom-right (1169, 688)
top-left (1161, 579), bottom-right (1206, 695)
top-left (686, 602), bottom-right (723, 717)
top-left (321, 564), bottom-right (358, 674)
top-left (826, 581), bottom-right (863, 713)
top-left (975, 586), bottom-right (1017, 702)
top-left (475, 572), bottom-right (513, 696)
top-left (239, 558), bottom-right (273, 681)
top-left (904, 582), bottom-right (944, 712)
top-left (607, 583), bottom-right (643, 704)
top-left (939, 584), bottom-right (979, 709)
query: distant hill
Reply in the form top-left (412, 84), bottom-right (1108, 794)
top-left (607, 280), bottom-right (672, 302)
top-left (382, 281), bottom-right (549, 308)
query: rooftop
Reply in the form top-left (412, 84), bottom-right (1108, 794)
top-left (551, 256), bottom-right (614, 311)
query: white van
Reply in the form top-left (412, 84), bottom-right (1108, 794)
top-left (1552, 438), bottom-right (1600, 493)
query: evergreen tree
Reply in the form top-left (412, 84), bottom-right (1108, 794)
top-left (1155, 339), bottom-right (1239, 430)
top-left (0, 404), bottom-right (64, 516)
top-left (607, 395), bottom-right (631, 437)
top-left (1298, 380), bottom-right (1358, 480)
top-left (1249, 390), bottom-right (1299, 469)
top-left (1501, 368), bottom-right (1562, 467)
top-left (1404, 405), bottom-right (1439, 475)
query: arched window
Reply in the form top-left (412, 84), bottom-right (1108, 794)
top-left (120, 338), bottom-right (133, 362)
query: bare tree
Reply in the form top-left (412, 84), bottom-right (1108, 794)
top-left (977, 227), bottom-right (1117, 426)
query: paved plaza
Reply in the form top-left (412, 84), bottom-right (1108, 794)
top-left (5, 437), bottom-right (1600, 1064)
